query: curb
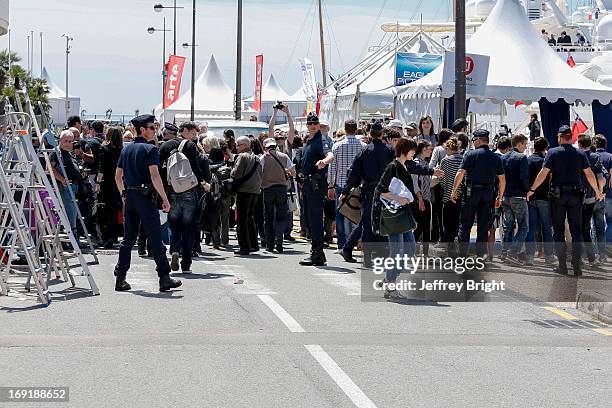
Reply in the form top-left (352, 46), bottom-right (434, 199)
top-left (576, 290), bottom-right (612, 325)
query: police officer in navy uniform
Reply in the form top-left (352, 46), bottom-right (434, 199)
top-left (114, 114), bottom-right (182, 292)
top-left (299, 113), bottom-right (334, 266)
top-left (451, 129), bottom-right (506, 258)
top-left (528, 125), bottom-right (603, 276)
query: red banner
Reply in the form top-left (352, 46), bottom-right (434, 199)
top-left (163, 55), bottom-right (186, 109)
top-left (253, 54), bottom-right (264, 112)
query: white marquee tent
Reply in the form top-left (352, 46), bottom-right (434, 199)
top-left (396, 0), bottom-right (612, 124)
top-left (244, 74), bottom-right (306, 122)
top-left (319, 31), bottom-right (446, 130)
top-left (41, 67), bottom-right (80, 126)
top-left (156, 55), bottom-right (235, 122)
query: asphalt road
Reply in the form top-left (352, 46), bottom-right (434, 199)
top-left (1, 233), bottom-right (611, 408)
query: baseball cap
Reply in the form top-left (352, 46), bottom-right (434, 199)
top-left (558, 125), bottom-right (571, 135)
top-left (263, 138), bottom-right (277, 148)
top-left (389, 119), bottom-right (403, 128)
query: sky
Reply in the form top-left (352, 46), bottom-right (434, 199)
top-left (0, 0), bottom-right (452, 115)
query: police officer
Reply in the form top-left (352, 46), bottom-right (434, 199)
top-left (528, 125), bottom-right (603, 276)
top-left (114, 114), bottom-right (182, 292)
top-left (451, 129), bottom-right (506, 258)
top-left (299, 113), bottom-right (334, 266)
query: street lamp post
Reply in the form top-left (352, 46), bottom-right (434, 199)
top-left (153, 1), bottom-right (184, 55)
top-left (147, 19), bottom-right (172, 111)
top-left (61, 34), bottom-right (73, 126)
top-left (235, 0), bottom-right (242, 121)
top-left (191, 0), bottom-right (196, 121)
top-left (182, 40), bottom-right (197, 121)
top-left (454, 0), bottom-right (466, 120)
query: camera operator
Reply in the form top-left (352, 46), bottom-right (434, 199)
top-left (50, 130), bottom-right (84, 238)
top-left (268, 103), bottom-right (296, 156)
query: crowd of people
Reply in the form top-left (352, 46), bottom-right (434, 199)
top-left (47, 110), bottom-right (611, 296)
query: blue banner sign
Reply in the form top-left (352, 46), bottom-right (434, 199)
top-left (395, 52), bottom-right (443, 86)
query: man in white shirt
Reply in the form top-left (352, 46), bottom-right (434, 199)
top-left (328, 119), bottom-right (366, 250)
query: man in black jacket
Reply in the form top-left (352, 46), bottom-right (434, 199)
top-left (159, 121), bottom-right (207, 273)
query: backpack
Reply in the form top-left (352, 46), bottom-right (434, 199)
top-left (211, 163), bottom-right (233, 197)
top-left (167, 140), bottom-right (198, 193)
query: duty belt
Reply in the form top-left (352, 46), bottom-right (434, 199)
top-left (471, 183), bottom-right (494, 188)
top-left (126, 184), bottom-right (150, 190)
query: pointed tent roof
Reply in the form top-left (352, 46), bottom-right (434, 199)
top-left (163, 55), bottom-right (234, 114)
top-left (286, 87), bottom-right (307, 102)
top-left (397, 0), bottom-right (612, 105)
top-left (245, 74), bottom-right (292, 102)
top-left (41, 67), bottom-right (77, 99)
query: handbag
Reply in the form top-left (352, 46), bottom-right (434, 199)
top-left (339, 186), bottom-right (362, 225)
top-left (379, 204), bottom-right (416, 236)
top-left (287, 190), bottom-right (298, 212)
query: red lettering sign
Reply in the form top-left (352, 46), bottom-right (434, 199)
top-left (253, 54), bottom-right (264, 112)
top-left (465, 56), bottom-right (475, 76)
top-left (163, 55), bottom-right (186, 109)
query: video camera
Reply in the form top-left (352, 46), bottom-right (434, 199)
top-left (273, 101), bottom-right (286, 110)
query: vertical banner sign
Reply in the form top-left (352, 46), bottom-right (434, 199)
top-left (163, 55), bottom-right (186, 109)
top-left (441, 51), bottom-right (490, 97)
top-left (395, 53), bottom-right (443, 86)
top-left (253, 54), bottom-right (264, 111)
top-left (300, 58), bottom-right (318, 113)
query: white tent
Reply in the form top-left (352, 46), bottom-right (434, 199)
top-left (244, 74), bottom-right (305, 122)
top-left (320, 31), bottom-right (446, 130)
top-left (156, 55), bottom-right (235, 122)
top-left (396, 0), bottom-right (612, 114)
top-left (41, 67), bottom-right (80, 126)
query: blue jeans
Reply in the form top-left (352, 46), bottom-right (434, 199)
top-left (385, 231), bottom-right (416, 283)
top-left (525, 199), bottom-right (554, 260)
top-left (335, 186), bottom-right (356, 249)
top-left (59, 184), bottom-right (79, 235)
top-left (502, 197), bottom-right (529, 255)
top-left (592, 200), bottom-right (606, 258)
top-left (169, 189), bottom-right (198, 270)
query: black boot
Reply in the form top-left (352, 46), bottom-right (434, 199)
top-left (299, 249), bottom-right (326, 266)
top-left (340, 248), bottom-right (357, 263)
top-left (275, 237), bottom-right (283, 254)
top-left (159, 275), bottom-right (182, 292)
top-left (115, 278), bottom-right (131, 292)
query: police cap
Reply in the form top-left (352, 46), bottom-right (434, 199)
top-left (371, 122), bottom-right (384, 133)
top-left (472, 129), bottom-right (490, 140)
top-left (131, 114), bottom-right (156, 132)
top-left (557, 125), bottom-right (572, 135)
top-left (164, 122), bottom-right (179, 133)
top-left (451, 118), bottom-right (469, 132)
top-left (306, 112), bottom-right (320, 125)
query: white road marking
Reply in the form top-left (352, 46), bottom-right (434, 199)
top-left (257, 294), bottom-right (305, 333)
top-left (305, 344), bottom-right (378, 408)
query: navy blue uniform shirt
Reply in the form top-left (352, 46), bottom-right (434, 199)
top-left (582, 150), bottom-right (603, 199)
top-left (300, 131), bottom-right (329, 177)
top-left (596, 148), bottom-right (612, 198)
top-left (342, 139), bottom-right (394, 195)
top-left (543, 144), bottom-right (589, 187)
top-left (459, 145), bottom-right (504, 185)
top-left (117, 136), bottom-right (160, 186)
top-left (502, 148), bottom-right (529, 197)
top-left (528, 152), bottom-right (550, 201)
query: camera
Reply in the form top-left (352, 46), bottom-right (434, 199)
top-left (73, 141), bottom-right (81, 150)
top-left (273, 101), bottom-right (286, 110)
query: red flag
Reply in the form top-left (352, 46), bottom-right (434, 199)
top-left (571, 114), bottom-right (588, 143)
top-left (163, 55), bottom-right (186, 108)
top-left (253, 54), bottom-right (264, 112)
top-left (514, 100), bottom-right (524, 108)
top-left (567, 52), bottom-right (576, 68)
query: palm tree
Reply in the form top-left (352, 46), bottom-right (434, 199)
top-left (0, 50), bottom-right (50, 116)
